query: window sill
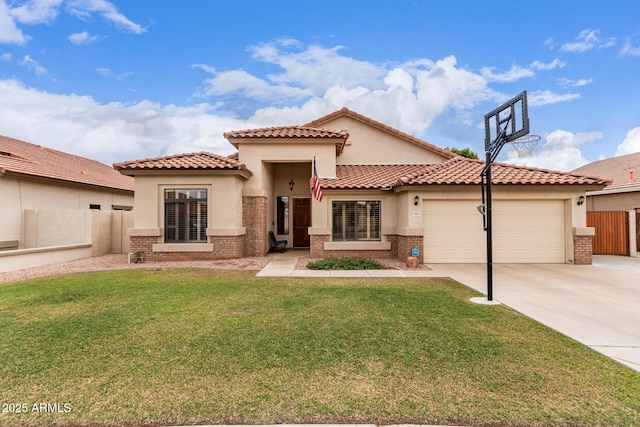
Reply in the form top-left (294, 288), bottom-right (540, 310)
top-left (152, 243), bottom-right (213, 252)
top-left (324, 241), bottom-right (391, 251)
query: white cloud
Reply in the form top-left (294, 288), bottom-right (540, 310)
top-left (95, 67), bottom-right (133, 81)
top-left (196, 42), bottom-right (497, 135)
top-left (1, 52), bottom-right (11, 61)
top-left (0, 79), bottom-right (255, 165)
top-left (9, 0), bottom-right (63, 24)
top-left (197, 68), bottom-right (314, 102)
top-left (65, 0), bottom-right (146, 34)
top-left (528, 90), bottom-right (580, 106)
top-left (480, 58), bottom-right (563, 83)
top-left (480, 64), bottom-right (534, 83)
top-left (505, 130), bottom-right (602, 171)
top-left (253, 54), bottom-right (495, 134)
top-left (1, 0), bottom-right (143, 46)
top-left (0, 0), bottom-right (30, 44)
top-left (557, 77), bottom-right (593, 88)
top-left (561, 29), bottom-right (601, 52)
top-left (20, 54), bottom-right (47, 75)
top-left (560, 29), bottom-right (615, 53)
top-left (248, 41), bottom-right (384, 95)
top-left (619, 36), bottom-right (640, 57)
top-left (615, 127), bottom-right (640, 156)
top-left (68, 31), bottom-right (100, 45)
top-left (530, 58), bottom-right (565, 70)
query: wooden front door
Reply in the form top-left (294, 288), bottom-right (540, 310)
top-left (293, 197), bottom-right (311, 247)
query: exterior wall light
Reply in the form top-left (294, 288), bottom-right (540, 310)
top-left (577, 195), bottom-right (585, 206)
top-left (414, 196), bottom-right (420, 206)
top-left (289, 164), bottom-right (295, 191)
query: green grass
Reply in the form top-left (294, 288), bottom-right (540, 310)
top-left (1, 269), bottom-right (639, 427)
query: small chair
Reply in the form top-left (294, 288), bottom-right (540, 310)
top-left (269, 231), bottom-right (287, 253)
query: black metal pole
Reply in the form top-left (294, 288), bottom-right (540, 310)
top-left (485, 149), bottom-right (493, 301)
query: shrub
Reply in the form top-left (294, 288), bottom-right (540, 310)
top-left (307, 257), bottom-right (384, 270)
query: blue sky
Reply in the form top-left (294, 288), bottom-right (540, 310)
top-left (1, 0), bottom-right (639, 171)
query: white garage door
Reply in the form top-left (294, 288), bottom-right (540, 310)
top-left (423, 199), bottom-right (566, 263)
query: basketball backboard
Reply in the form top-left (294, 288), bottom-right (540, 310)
top-left (484, 91), bottom-right (529, 151)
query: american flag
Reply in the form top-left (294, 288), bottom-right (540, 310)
top-left (312, 158), bottom-right (323, 202)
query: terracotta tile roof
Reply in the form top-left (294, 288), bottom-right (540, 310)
top-left (315, 157), bottom-right (610, 191)
top-left (224, 126), bottom-right (348, 140)
top-left (304, 108), bottom-right (456, 159)
top-left (0, 135), bottom-right (134, 192)
top-left (114, 152), bottom-right (251, 176)
top-left (572, 152), bottom-right (640, 190)
top-left (224, 126), bottom-right (348, 154)
top-left (399, 157), bottom-right (612, 187)
top-left (319, 164), bottom-right (431, 189)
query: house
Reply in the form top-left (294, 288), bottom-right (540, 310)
top-left (115, 108), bottom-right (609, 265)
top-left (0, 135), bottom-right (134, 272)
top-left (572, 152), bottom-right (640, 256)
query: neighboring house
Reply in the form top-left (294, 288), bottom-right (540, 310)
top-left (115, 108), bottom-right (609, 265)
top-left (0, 135), bottom-right (134, 271)
top-left (572, 152), bottom-right (640, 256)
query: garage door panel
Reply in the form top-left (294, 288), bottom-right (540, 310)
top-left (424, 199), bottom-right (565, 263)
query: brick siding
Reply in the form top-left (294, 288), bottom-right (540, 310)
top-left (397, 235), bottom-right (424, 263)
top-left (310, 234), bottom-right (398, 259)
top-left (129, 235), bottom-right (244, 262)
top-left (242, 196), bottom-right (268, 257)
top-left (573, 235), bottom-right (593, 265)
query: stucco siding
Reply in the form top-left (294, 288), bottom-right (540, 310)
top-left (587, 191), bottom-right (640, 212)
top-left (318, 116), bottom-right (449, 165)
top-left (1, 176), bottom-right (133, 246)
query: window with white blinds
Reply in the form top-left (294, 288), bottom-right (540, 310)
top-left (164, 189), bottom-right (208, 243)
top-left (332, 201), bottom-right (381, 241)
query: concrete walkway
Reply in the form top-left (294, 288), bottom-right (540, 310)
top-left (256, 256), bottom-right (448, 278)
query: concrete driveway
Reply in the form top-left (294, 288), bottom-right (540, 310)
top-left (428, 256), bottom-right (640, 372)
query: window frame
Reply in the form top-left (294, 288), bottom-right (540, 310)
top-left (164, 188), bottom-right (208, 243)
top-left (332, 200), bottom-right (381, 242)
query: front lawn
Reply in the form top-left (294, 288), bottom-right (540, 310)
top-left (1, 269), bottom-right (639, 426)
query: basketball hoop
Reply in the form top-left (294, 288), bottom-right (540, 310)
top-left (509, 134), bottom-right (540, 158)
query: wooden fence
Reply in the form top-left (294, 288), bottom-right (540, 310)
top-left (587, 211), bottom-right (629, 256)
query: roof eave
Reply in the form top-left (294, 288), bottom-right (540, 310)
top-left (1, 169), bottom-right (134, 193)
top-left (116, 168), bottom-right (252, 179)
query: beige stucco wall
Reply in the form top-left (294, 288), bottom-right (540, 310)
top-left (130, 174), bottom-right (246, 241)
top-left (238, 142), bottom-right (337, 194)
top-left (586, 190), bottom-right (640, 211)
top-left (316, 116), bottom-right (449, 165)
top-left (23, 209), bottom-right (91, 248)
top-left (0, 176), bottom-right (133, 244)
top-left (0, 245), bottom-right (92, 273)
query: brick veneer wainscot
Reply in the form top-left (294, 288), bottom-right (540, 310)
top-left (129, 235), bottom-right (244, 261)
top-left (573, 235), bottom-right (593, 265)
top-left (242, 196), bottom-right (268, 257)
top-left (398, 235), bottom-right (424, 263)
top-left (310, 234), bottom-right (399, 259)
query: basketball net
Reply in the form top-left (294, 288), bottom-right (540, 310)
top-left (509, 134), bottom-right (540, 158)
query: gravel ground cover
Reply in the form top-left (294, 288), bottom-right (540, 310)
top-left (0, 253), bottom-right (427, 284)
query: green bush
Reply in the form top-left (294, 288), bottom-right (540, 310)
top-left (307, 257), bottom-right (384, 270)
